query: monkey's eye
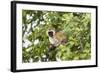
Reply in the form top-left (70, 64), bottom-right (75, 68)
top-left (48, 31), bottom-right (53, 37)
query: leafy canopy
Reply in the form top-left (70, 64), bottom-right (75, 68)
top-left (22, 10), bottom-right (91, 63)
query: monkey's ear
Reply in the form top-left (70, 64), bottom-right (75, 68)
top-left (46, 30), bottom-right (49, 36)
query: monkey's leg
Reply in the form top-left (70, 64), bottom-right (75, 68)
top-left (48, 44), bottom-right (56, 52)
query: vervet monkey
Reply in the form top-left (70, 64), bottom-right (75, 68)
top-left (47, 28), bottom-right (67, 49)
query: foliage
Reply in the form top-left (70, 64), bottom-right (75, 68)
top-left (22, 10), bottom-right (91, 63)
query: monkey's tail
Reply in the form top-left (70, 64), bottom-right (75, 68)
top-left (44, 45), bottom-right (57, 61)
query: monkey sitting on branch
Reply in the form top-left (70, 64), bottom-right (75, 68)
top-left (46, 28), bottom-right (67, 51)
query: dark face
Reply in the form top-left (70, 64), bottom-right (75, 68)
top-left (48, 31), bottom-right (53, 37)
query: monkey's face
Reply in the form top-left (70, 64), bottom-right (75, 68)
top-left (48, 31), bottom-right (53, 37)
top-left (47, 30), bottom-right (55, 38)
